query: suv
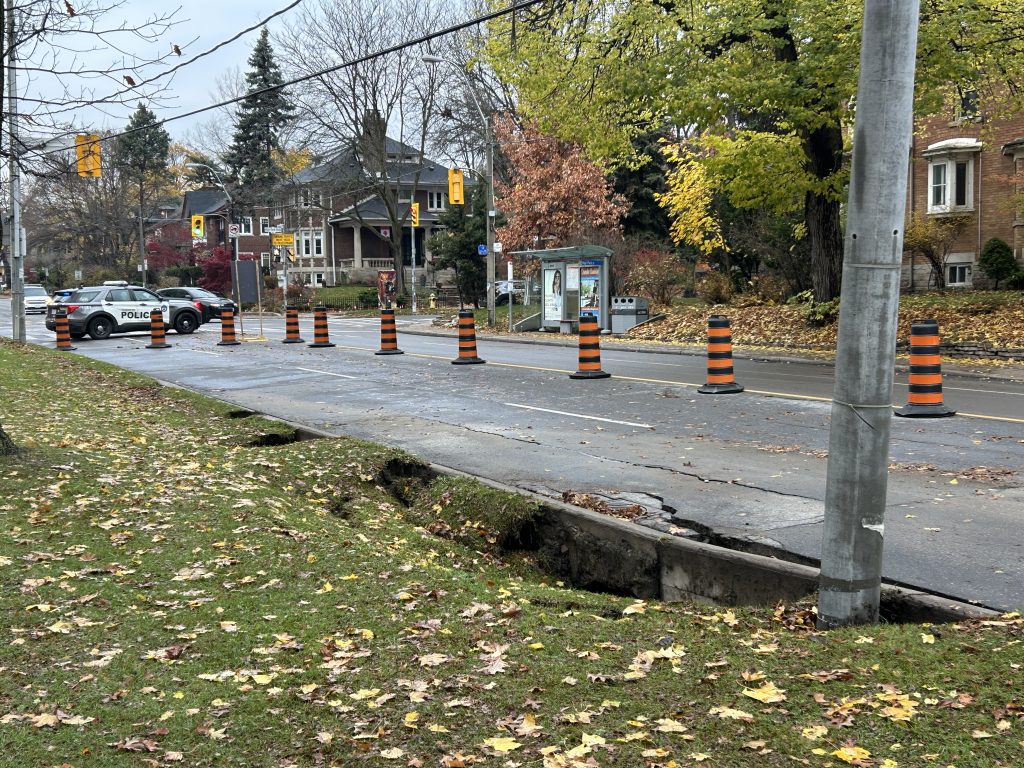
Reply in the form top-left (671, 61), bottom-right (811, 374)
top-left (157, 286), bottom-right (237, 323)
top-left (44, 281), bottom-right (203, 340)
top-left (23, 284), bottom-right (50, 314)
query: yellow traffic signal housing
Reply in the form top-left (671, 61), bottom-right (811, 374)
top-left (448, 168), bottom-right (464, 205)
top-left (75, 134), bottom-right (101, 177)
top-left (411, 202), bottom-right (420, 227)
top-left (191, 215), bottom-right (205, 238)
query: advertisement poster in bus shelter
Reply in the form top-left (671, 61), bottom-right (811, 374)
top-left (544, 268), bottom-right (563, 322)
top-left (579, 262), bottom-right (601, 316)
top-left (377, 270), bottom-right (397, 308)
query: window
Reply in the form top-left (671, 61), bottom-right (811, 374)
top-left (928, 157), bottom-right (973, 212)
top-left (259, 217), bottom-right (270, 234)
top-left (261, 252), bottom-right (271, 269)
top-left (296, 189), bottom-right (321, 208)
top-left (299, 230), bottom-right (322, 257)
top-left (240, 217), bottom-right (253, 235)
top-left (397, 190), bottom-right (413, 203)
top-left (947, 263), bottom-right (971, 286)
top-left (427, 191), bottom-right (446, 211)
top-left (956, 88), bottom-right (979, 123)
top-left (924, 139), bottom-right (980, 214)
top-left (314, 273), bottom-right (325, 286)
top-left (273, 206), bottom-right (284, 220)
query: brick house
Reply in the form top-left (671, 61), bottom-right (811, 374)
top-left (178, 134), bottom-right (460, 291)
top-left (904, 92), bottom-right (1024, 290)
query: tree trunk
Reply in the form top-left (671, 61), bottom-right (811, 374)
top-left (0, 423), bottom-right (21, 456)
top-left (805, 189), bottom-right (844, 301)
top-left (802, 121), bottom-right (845, 302)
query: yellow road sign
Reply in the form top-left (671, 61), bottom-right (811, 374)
top-left (271, 233), bottom-right (293, 246)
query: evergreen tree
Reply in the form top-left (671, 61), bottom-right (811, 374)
top-left (223, 29), bottom-right (294, 208)
top-left (427, 184), bottom-right (488, 308)
top-left (115, 103), bottom-right (171, 277)
top-left (979, 238), bottom-right (1019, 289)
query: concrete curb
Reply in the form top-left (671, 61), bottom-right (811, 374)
top-left (251, 413), bottom-right (1001, 624)
top-left (396, 322), bottom-right (1024, 383)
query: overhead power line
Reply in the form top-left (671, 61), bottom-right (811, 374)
top-left (27, 0), bottom-right (544, 160)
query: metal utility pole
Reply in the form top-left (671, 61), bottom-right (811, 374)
top-left (6, 0), bottom-right (25, 343)
top-left (818, 0), bottom-right (920, 628)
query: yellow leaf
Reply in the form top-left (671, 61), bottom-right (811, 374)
top-left (46, 620), bottom-right (73, 634)
top-left (251, 674), bottom-right (275, 685)
top-left (622, 601), bottom-right (647, 615)
top-left (300, 684), bottom-right (319, 694)
top-left (972, 730), bottom-right (994, 739)
top-left (832, 745), bottom-right (871, 763)
top-left (404, 712), bottom-right (420, 728)
top-left (315, 582), bottom-right (333, 594)
top-left (219, 621), bottom-right (238, 633)
top-left (801, 725), bottom-right (828, 740)
top-left (428, 723), bottom-right (449, 733)
top-left (483, 737), bottom-right (522, 753)
top-left (642, 747), bottom-right (672, 757)
top-left (920, 633), bottom-right (935, 644)
top-left (350, 688), bottom-right (381, 700)
top-left (379, 747), bottom-right (404, 759)
top-left (709, 705), bottom-right (754, 721)
top-left (742, 681), bottom-right (787, 704)
top-left (529, 642), bottom-right (545, 650)
top-left (581, 733), bottom-right (606, 747)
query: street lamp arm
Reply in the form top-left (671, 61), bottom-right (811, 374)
top-left (185, 162), bottom-right (233, 204)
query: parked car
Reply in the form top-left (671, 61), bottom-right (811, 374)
top-left (22, 284), bottom-right (50, 314)
top-left (50, 288), bottom-right (76, 304)
top-left (156, 287), bottom-right (237, 323)
top-left (489, 280), bottom-right (526, 306)
top-left (44, 281), bottom-right (203, 340)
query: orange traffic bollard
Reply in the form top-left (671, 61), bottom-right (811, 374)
top-left (451, 310), bottom-right (485, 365)
top-left (697, 315), bottom-right (742, 394)
top-left (146, 308), bottom-right (172, 349)
top-left (217, 307), bottom-right (240, 346)
top-left (896, 319), bottom-right (955, 418)
top-left (375, 308), bottom-right (404, 355)
top-left (569, 314), bottom-right (610, 379)
top-left (282, 305), bottom-right (304, 344)
top-left (307, 306), bottom-right (335, 348)
top-left (54, 308), bottom-right (76, 351)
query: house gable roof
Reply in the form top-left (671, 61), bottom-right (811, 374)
top-left (181, 189), bottom-right (229, 217)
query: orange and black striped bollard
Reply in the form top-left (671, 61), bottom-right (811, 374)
top-left (569, 314), bottom-right (610, 379)
top-left (697, 315), bottom-right (742, 394)
top-left (217, 307), bottom-right (240, 346)
top-left (54, 308), bottom-right (76, 351)
top-left (896, 319), bottom-right (955, 418)
top-left (307, 306), bottom-right (335, 348)
top-left (146, 308), bottom-right (172, 349)
top-left (375, 308), bottom-right (403, 355)
top-left (451, 310), bottom-right (485, 365)
top-left (282, 305), bottom-right (304, 344)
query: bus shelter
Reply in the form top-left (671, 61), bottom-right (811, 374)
top-left (510, 246), bottom-right (612, 333)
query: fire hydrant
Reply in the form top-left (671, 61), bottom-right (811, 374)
top-left (429, 293), bottom-right (437, 310)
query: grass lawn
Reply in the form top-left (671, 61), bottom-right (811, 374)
top-left (1, 340), bottom-right (1022, 767)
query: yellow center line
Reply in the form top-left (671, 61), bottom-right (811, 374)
top-left (315, 345), bottom-right (1024, 424)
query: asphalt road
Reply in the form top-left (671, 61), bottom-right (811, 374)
top-left (5, 305), bottom-right (1024, 610)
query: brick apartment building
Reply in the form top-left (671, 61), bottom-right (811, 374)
top-left (905, 91), bottom-right (1024, 290)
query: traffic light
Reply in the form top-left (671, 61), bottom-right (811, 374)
top-left (191, 215), bottom-right (205, 238)
top-left (75, 134), bottom-right (101, 177)
top-left (448, 168), bottom-right (464, 205)
top-left (411, 202), bottom-right (420, 227)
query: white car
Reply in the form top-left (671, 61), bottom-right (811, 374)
top-left (22, 284), bottom-right (50, 314)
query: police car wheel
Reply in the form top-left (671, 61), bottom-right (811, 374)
top-left (174, 312), bottom-right (199, 335)
top-left (87, 316), bottom-right (113, 340)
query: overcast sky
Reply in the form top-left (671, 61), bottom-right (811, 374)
top-left (21, 0), bottom-right (301, 147)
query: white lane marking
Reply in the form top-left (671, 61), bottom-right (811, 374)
top-left (294, 366), bottom-right (358, 380)
top-left (192, 350), bottom-right (223, 356)
top-left (505, 402), bottom-right (654, 429)
top-left (602, 357), bottom-right (686, 367)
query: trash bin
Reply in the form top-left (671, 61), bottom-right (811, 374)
top-left (611, 296), bottom-right (649, 334)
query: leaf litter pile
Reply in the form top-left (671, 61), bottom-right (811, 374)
top-left (623, 292), bottom-right (1024, 353)
top-left (1, 340), bottom-right (1022, 768)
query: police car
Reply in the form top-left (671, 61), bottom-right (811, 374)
top-left (44, 281), bottom-right (204, 340)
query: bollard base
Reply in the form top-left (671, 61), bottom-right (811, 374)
top-left (282, 338), bottom-right (305, 344)
top-left (307, 342), bottom-right (335, 348)
top-left (217, 340), bottom-right (241, 347)
top-left (375, 349), bottom-right (404, 355)
top-left (569, 369), bottom-right (611, 379)
top-left (697, 382), bottom-right (744, 394)
top-left (146, 342), bottom-right (172, 350)
top-left (452, 357), bottom-right (486, 365)
top-left (895, 404), bottom-right (956, 418)
top-left (55, 344), bottom-right (77, 351)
